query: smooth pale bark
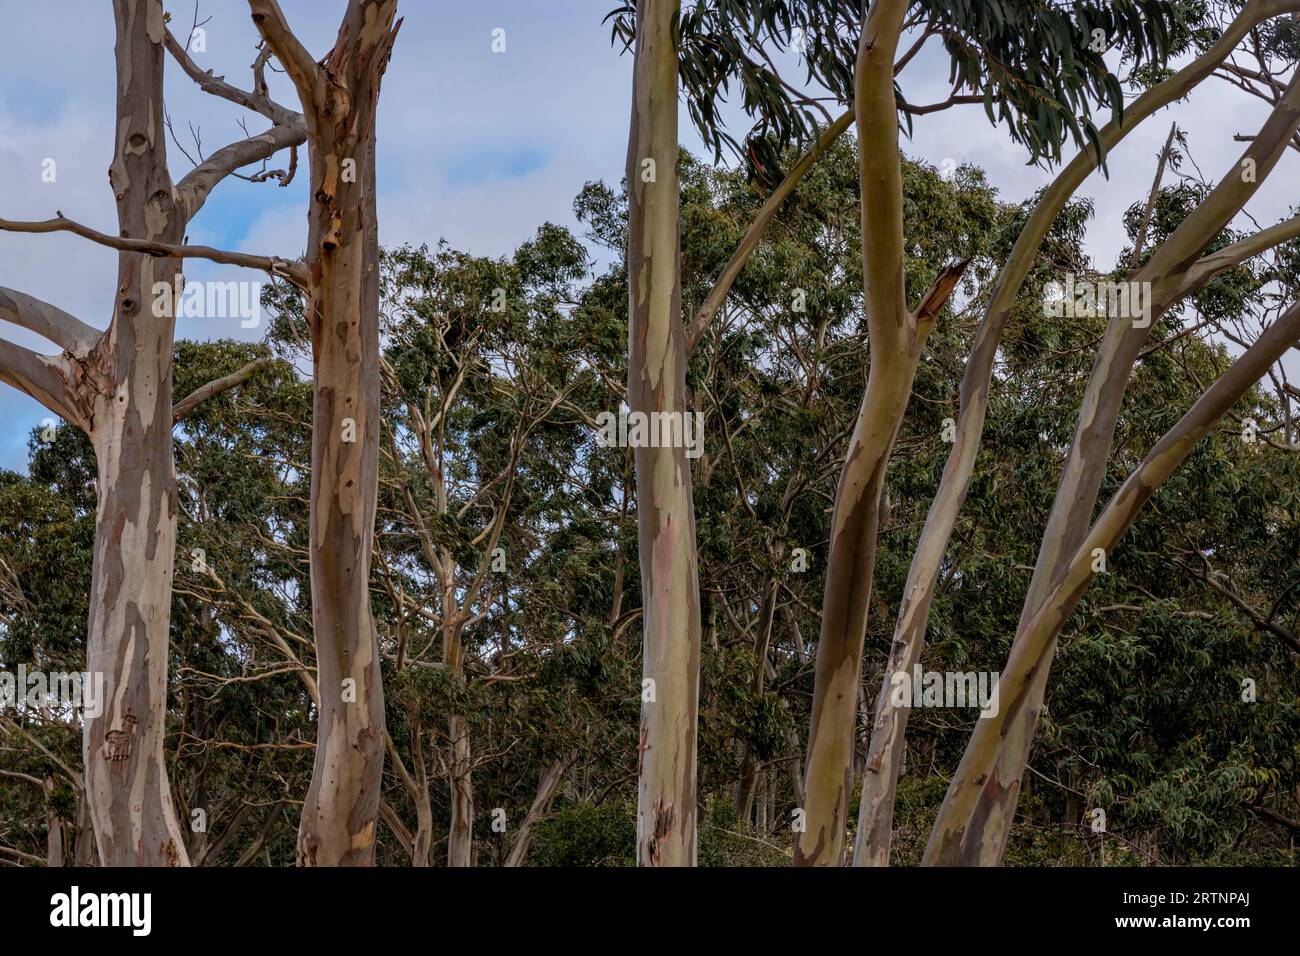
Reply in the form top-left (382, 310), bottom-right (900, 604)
top-left (505, 754), bottom-right (575, 867)
top-left (628, 0), bottom-right (703, 867)
top-left (250, 0), bottom-right (400, 866)
top-left (795, 0), bottom-right (943, 867)
top-left (854, 0), bottom-right (1300, 867)
top-left (0, 0), bottom-right (304, 867)
top-left (925, 63), bottom-right (1300, 866)
top-left (447, 709), bottom-right (474, 867)
top-left (926, 299), bottom-right (1300, 864)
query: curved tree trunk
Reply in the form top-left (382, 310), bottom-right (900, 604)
top-left (795, 0), bottom-right (935, 867)
top-left (841, 0), bottom-right (1300, 866)
top-left (628, 0), bottom-right (703, 867)
top-left (853, 0), bottom-right (1300, 868)
top-left (925, 298), bottom-right (1300, 865)
top-left (925, 64), bottom-right (1300, 865)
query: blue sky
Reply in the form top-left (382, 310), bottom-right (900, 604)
top-left (0, 0), bottom-right (1296, 469)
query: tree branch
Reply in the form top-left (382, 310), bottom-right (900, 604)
top-left (1172, 212), bottom-right (1300, 298)
top-left (898, 93), bottom-right (983, 115)
top-left (173, 357), bottom-right (272, 422)
top-left (246, 0), bottom-right (323, 108)
top-left (0, 338), bottom-right (88, 431)
top-left (164, 28), bottom-right (304, 128)
top-left (0, 215), bottom-right (307, 288)
top-left (176, 123), bottom-right (307, 222)
top-left (685, 108), bottom-right (854, 354)
top-left (912, 258), bottom-right (970, 332)
top-left (0, 287), bottom-right (100, 355)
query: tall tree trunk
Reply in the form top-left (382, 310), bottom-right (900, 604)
top-left (250, 0), bottom-right (401, 866)
top-left (795, 0), bottom-right (960, 866)
top-left (628, 0), bottom-right (702, 867)
top-left (82, 0), bottom-right (190, 867)
top-left (297, 133), bottom-right (387, 866)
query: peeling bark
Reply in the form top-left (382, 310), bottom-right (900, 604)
top-left (78, 0), bottom-right (191, 867)
top-left (251, 0), bottom-right (401, 867)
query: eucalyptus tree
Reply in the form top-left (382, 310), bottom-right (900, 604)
top-left (767, 0), bottom-right (1300, 866)
top-left (0, 0), bottom-right (304, 865)
top-left (240, 0), bottom-right (401, 866)
top-left (609, 0), bottom-right (1185, 865)
top-left (367, 234), bottom-right (599, 866)
top-left (924, 1), bottom-right (1300, 864)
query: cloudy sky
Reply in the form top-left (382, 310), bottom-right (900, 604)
top-left (0, 0), bottom-right (1295, 470)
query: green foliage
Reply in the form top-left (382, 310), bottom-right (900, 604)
top-left (607, 0), bottom-right (1181, 166)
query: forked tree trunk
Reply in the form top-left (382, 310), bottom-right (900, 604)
top-left (853, 0), bottom-right (1300, 867)
top-left (925, 298), bottom-right (1300, 865)
top-left (82, 0), bottom-right (190, 867)
top-left (627, 0), bottom-right (703, 867)
top-left (925, 66), bottom-right (1300, 865)
top-left (795, 0), bottom-right (938, 867)
top-left (251, 0), bottom-right (401, 866)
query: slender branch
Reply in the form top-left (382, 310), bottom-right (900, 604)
top-left (173, 357), bottom-right (272, 422)
top-left (1173, 212), bottom-right (1300, 298)
top-left (1133, 123), bottom-right (1179, 259)
top-left (898, 93), bottom-right (983, 115)
top-left (685, 109), bottom-right (854, 354)
top-left (164, 28), bottom-right (304, 128)
top-left (246, 0), bottom-right (323, 107)
top-left (176, 124), bottom-right (307, 222)
top-left (233, 801), bottom-right (286, 867)
top-left (0, 215), bottom-right (307, 288)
